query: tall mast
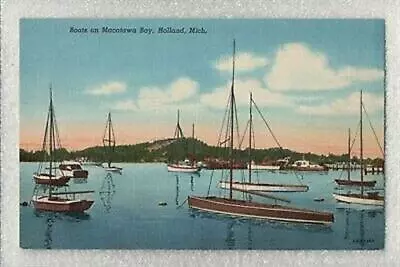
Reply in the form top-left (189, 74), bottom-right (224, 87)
top-left (248, 92), bottom-right (252, 184)
top-left (178, 110), bottom-right (180, 137)
top-left (360, 90), bottom-right (364, 195)
top-left (49, 85), bottom-right (53, 197)
top-left (108, 112), bottom-right (112, 168)
top-left (347, 128), bottom-right (351, 181)
top-left (192, 123), bottom-right (195, 160)
top-left (229, 39), bottom-right (236, 200)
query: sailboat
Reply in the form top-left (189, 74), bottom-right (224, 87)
top-left (167, 110), bottom-right (201, 173)
top-left (188, 40), bottom-right (333, 225)
top-left (334, 128), bottom-right (376, 187)
top-left (32, 86), bottom-right (95, 213)
top-left (219, 92), bottom-right (308, 192)
top-left (332, 91), bottom-right (384, 206)
top-left (33, 86), bottom-right (70, 186)
top-left (102, 112), bottom-right (123, 172)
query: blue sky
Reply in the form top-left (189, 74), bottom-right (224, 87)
top-left (20, 19), bottom-right (385, 156)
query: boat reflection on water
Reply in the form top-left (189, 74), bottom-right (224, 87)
top-left (189, 209), bottom-right (331, 249)
top-left (72, 178), bottom-right (88, 184)
top-left (338, 208), bottom-right (382, 248)
top-left (190, 175), bottom-right (195, 192)
top-left (225, 220), bottom-right (236, 250)
top-left (174, 174), bottom-right (197, 206)
top-left (175, 175), bottom-right (180, 206)
top-left (34, 210), bottom-right (90, 249)
top-left (99, 173), bottom-right (116, 213)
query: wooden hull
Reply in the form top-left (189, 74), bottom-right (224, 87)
top-left (334, 179), bottom-right (376, 187)
top-left (332, 193), bottom-right (384, 206)
top-left (167, 164), bottom-right (200, 173)
top-left (188, 196), bottom-right (334, 225)
top-left (32, 196), bottom-right (94, 212)
top-left (219, 180), bottom-right (308, 192)
top-left (33, 174), bottom-right (70, 186)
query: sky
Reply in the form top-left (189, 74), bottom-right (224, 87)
top-left (20, 19), bottom-right (385, 157)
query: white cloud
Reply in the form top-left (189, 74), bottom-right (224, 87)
top-left (215, 52), bottom-right (269, 72)
top-left (137, 77), bottom-right (198, 109)
top-left (266, 43), bottom-right (384, 91)
top-left (296, 91), bottom-right (384, 116)
top-left (112, 100), bottom-right (138, 111)
top-left (111, 77), bottom-right (199, 111)
top-left (200, 79), bottom-right (291, 109)
top-left (85, 81), bottom-right (127, 95)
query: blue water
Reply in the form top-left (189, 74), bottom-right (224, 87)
top-left (20, 162), bottom-right (385, 249)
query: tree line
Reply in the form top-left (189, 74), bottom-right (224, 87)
top-left (19, 138), bottom-right (384, 166)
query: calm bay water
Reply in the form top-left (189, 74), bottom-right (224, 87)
top-left (20, 162), bottom-right (385, 250)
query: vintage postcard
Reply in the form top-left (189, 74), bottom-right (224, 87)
top-left (19, 19), bottom-right (385, 250)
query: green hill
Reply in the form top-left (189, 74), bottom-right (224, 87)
top-left (19, 137), bottom-right (384, 166)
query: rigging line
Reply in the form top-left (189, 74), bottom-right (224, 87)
top-left (338, 125), bottom-right (360, 180)
top-left (362, 103), bottom-right (384, 157)
top-left (217, 93), bottom-right (231, 145)
top-left (251, 123), bottom-right (261, 183)
top-left (239, 120), bottom-right (250, 149)
top-left (252, 98), bottom-right (304, 185)
top-left (176, 198), bottom-right (188, 209)
top-left (52, 108), bottom-right (62, 150)
top-left (39, 105), bottom-right (51, 173)
top-left (102, 114), bottom-right (109, 143)
top-left (350, 121), bottom-right (360, 153)
top-left (252, 99), bottom-right (283, 149)
top-left (207, 169), bottom-right (214, 196)
top-left (223, 103), bottom-right (231, 150)
top-left (232, 93), bottom-right (241, 149)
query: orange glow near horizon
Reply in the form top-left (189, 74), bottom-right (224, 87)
top-left (20, 122), bottom-right (384, 158)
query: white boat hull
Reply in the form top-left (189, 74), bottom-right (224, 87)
top-left (249, 164), bottom-right (280, 171)
top-left (332, 193), bottom-right (384, 206)
top-left (167, 164), bottom-right (200, 173)
top-left (219, 180), bottom-right (308, 192)
top-left (105, 167), bottom-right (123, 172)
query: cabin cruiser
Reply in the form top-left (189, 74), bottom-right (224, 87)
top-left (59, 161), bottom-right (89, 178)
top-left (291, 160), bottom-right (327, 171)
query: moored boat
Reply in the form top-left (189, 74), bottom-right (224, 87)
top-left (166, 112), bottom-right (201, 174)
top-left (332, 90), bottom-right (384, 206)
top-left (32, 85), bottom-right (95, 213)
top-left (188, 196), bottom-right (333, 225)
top-left (33, 173), bottom-right (70, 186)
top-left (167, 161), bottom-right (200, 173)
top-left (334, 179), bottom-right (376, 187)
top-left (32, 191), bottom-right (95, 212)
top-left (218, 180), bottom-right (308, 192)
top-left (102, 112), bottom-right (123, 173)
top-left (290, 160), bottom-right (327, 171)
top-left (59, 161), bottom-right (89, 178)
top-left (105, 166), bottom-right (123, 172)
top-left (332, 192), bottom-right (383, 206)
top-left (249, 162), bottom-right (280, 171)
top-left (188, 40), bottom-right (333, 225)
top-left (218, 92), bottom-right (308, 193)
top-left (334, 128), bottom-right (376, 187)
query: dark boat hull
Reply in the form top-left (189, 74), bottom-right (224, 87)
top-left (33, 174), bottom-right (70, 186)
top-left (334, 179), bottom-right (376, 187)
top-left (188, 196), bottom-right (334, 225)
top-left (32, 196), bottom-right (94, 212)
top-left (72, 170), bottom-right (89, 178)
